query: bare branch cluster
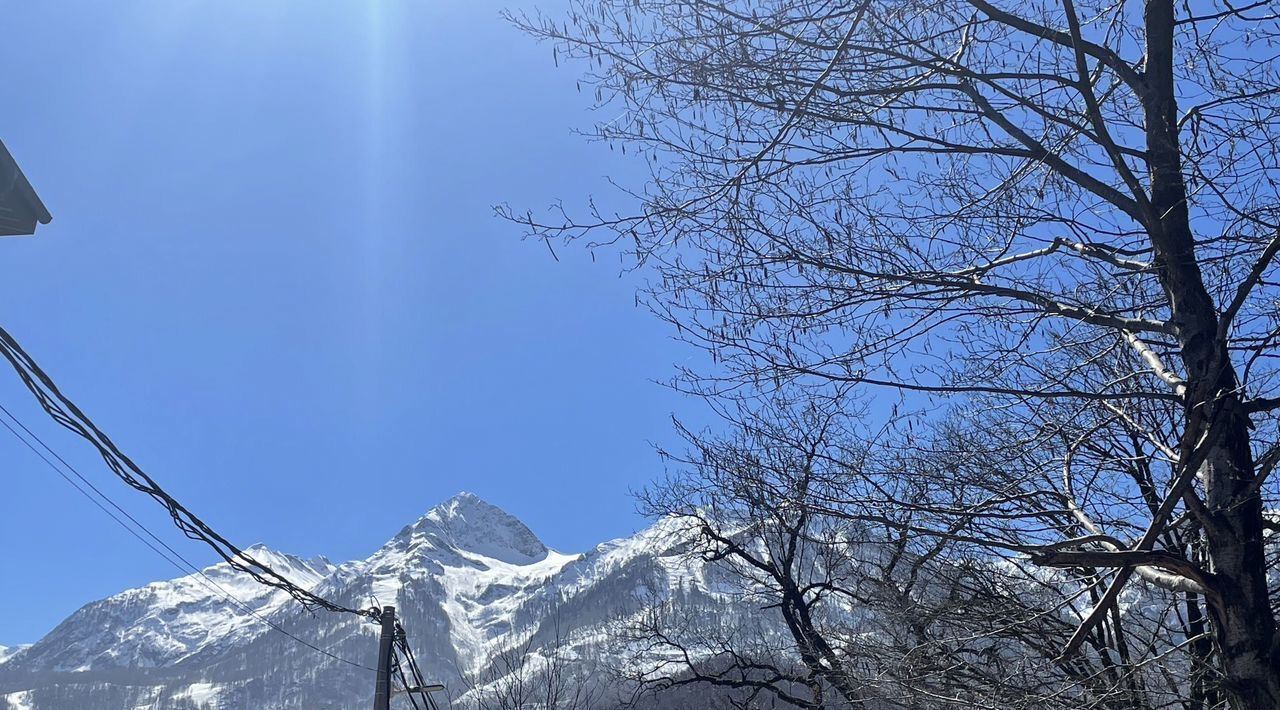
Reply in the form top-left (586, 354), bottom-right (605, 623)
top-left (505, 1), bottom-right (1280, 707)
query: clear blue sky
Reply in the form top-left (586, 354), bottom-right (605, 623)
top-left (0, 0), bottom-right (695, 644)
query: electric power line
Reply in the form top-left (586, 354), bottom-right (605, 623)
top-left (0, 403), bottom-right (377, 672)
top-left (395, 623), bottom-right (442, 710)
top-left (393, 650), bottom-right (425, 710)
top-left (0, 324), bottom-right (447, 695)
top-left (0, 325), bottom-right (377, 620)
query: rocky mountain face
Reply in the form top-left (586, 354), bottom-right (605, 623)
top-left (9, 547), bottom-right (336, 674)
top-left (0, 651), bottom-right (26, 668)
top-left (0, 493), bottom-right (752, 710)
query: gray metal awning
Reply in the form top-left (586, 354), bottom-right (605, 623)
top-left (0, 140), bottom-right (51, 236)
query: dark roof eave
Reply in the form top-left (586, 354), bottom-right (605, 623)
top-left (0, 139), bottom-right (51, 227)
top-left (17, 177), bottom-right (51, 225)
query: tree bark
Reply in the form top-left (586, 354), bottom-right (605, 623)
top-left (1144, 2), bottom-right (1280, 706)
top-left (1185, 590), bottom-right (1221, 710)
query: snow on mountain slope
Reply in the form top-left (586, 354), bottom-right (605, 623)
top-left (0, 493), bottom-right (741, 709)
top-left (559, 513), bottom-right (703, 592)
top-left (311, 492), bottom-right (582, 675)
top-left (0, 647), bottom-right (27, 667)
top-left (412, 491), bottom-right (553, 564)
top-left (0, 690), bottom-right (31, 710)
top-left (10, 546), bottom-right (335, 671)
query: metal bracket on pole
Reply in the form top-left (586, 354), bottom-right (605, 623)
top-left (374, 605), bottom-right (395, 710)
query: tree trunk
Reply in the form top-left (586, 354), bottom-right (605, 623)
top-left (1145, 3), bottom-right (1280, 706)
top-left (1185, 590), bottom-right (1221, 710)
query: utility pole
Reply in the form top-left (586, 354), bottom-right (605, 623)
top-left (374, 605), bottom-right (396, 710)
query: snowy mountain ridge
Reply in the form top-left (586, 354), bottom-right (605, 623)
top-left (8, 544), bottom-right (336, 673)
top-left (0, 492), bottom-right (730, 710)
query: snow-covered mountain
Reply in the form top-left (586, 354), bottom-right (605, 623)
top-left (11, 546), bottom-right (336, 673)
top-left (0, 650), bottom-right (25, 667)
top-left (0, 493), bottom-right (740, 710)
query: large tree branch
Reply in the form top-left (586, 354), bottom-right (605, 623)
top-left (1029, 549), bottom-right (1213, 595)
top-left (1060, 0), bottom-right (1151, 213)
top-left (791, 244), bottom-right (1172, 334)
top-left (1124, 332), bottom-right (1187, 396)
top-left (960, 84), bottom-right (1146, 222)
top-left (1054, 423), bottom-right (1204, 594)
top-left (966, 0), bottom-right (1145, 96)
top-left (1218, 229), bottom-right (1280, 340)
top-left (1059, 420), bottom-right (1219, 657)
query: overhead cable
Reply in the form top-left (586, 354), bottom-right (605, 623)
top-left (0, 325), bottom-right (378, 621)
top-left (0, 403), bottom-right (377, 672)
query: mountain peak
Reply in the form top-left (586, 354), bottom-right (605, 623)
top-left (404, 492), bottom-right (549, 565)
top-left (440, 490), bottom-right (484, 508)
top-left (9, 492), bottom-right (752, 708)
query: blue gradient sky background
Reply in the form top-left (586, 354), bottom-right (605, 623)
top-left (0, 0), bottom-right (695, 643)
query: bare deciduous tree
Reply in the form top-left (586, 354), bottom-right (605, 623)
top-left (505, 1), bottom-right (1280, 706)
top-left (460, 615), bottom-right (604, 710)
top-left (630, 392), bottom-right (1217, 708)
